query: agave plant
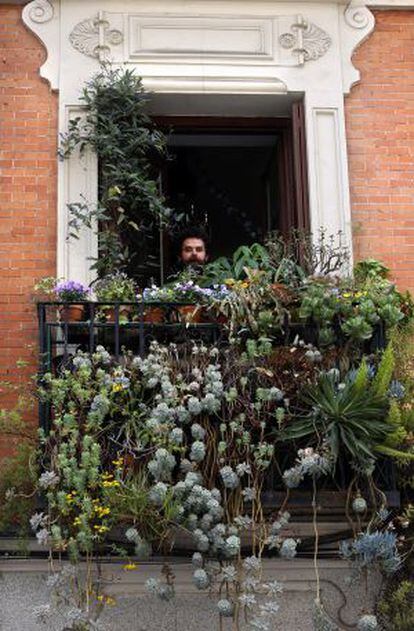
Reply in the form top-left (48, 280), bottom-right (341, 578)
top-left (280, 365), bottom-right (392, 467)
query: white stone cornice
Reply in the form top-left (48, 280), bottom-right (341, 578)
top-left (22, 0), bottom-right (60, 90)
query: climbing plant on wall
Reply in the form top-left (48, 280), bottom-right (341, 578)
top-left (60, 65), bottom-right (172, 281)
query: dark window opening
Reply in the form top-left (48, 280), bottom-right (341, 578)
top-left (164, 132), bottom-right (279, 259)
top-left (108, 105), bottom-right (309, 285)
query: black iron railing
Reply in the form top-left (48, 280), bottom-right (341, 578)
top-left (37, 300), bottom-right (227, 367)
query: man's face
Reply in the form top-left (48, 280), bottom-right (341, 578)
top-left (180, 237), bottom-right (208, 265)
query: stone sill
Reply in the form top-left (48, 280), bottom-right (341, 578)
top-left (0, 557), bottom-right (352, 595)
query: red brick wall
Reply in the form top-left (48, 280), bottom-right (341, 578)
top-left (345, 10), bottom-right (414, 292)
top-left (0, 5), bottom-right (413, 454)
top-left (0, 4), bottom-right (57, 449)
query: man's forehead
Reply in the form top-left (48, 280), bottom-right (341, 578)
top-left (182, 237), bottom-right (205, 249)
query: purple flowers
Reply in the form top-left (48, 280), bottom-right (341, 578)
top-left (54, 280), bottom-right (90, 302)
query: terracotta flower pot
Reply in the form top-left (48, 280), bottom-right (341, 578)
top-left (176, 305), bottom-right (202, 324)
top-left (215, 312), bottom-right (229, 325)
top-left (59, 304), bottom-right (84, 322)
top-left (104, 305), bottom-right (132, 323)
top-left (143, 306), bottom-right (165, 324)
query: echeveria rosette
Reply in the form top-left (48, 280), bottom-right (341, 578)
top-left (54, 280), bottom-right (90, 302)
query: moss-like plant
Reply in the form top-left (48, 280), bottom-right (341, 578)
top-left (377, 580), bottom-right (414, 631)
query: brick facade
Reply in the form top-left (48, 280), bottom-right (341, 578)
top-left (0, 5), bottom-right (414, 452)
top-left (345, 10), bottom-right (414, 292)
top-left (0, 4), bottom-right (57, 451)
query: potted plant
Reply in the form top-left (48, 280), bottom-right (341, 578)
top-left (53, 280), bottom-right (90, 322)
top-left (141, 281), bottom-right (231, 324)
top-left (94, 272), bottom-right (137, 323)
top-left (141, 285), bottom-right (175, 323)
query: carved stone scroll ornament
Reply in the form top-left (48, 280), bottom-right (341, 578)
top-left (69, 12), bottom-right (124, 61)
top-left (26, 0), bottom-right (54, 24)
top-left (344, 3), bottom-right (372, 30)
top-left (279, 15), bottom-right (331, 64)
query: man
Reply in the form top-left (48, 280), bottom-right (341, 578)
top-left (177, 226), bottom-right (209, 268)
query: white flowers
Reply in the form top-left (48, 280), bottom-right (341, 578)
top-left (357, 615), bottom-right (378, 631)
top-left (243, 556), bottom-right (261, 573)
top-left (187, 396), bottom-right (202, 415)
top-left (193, 568), bottom-right (210, 590)
top-left (147, 448), bottom-right (176, 482)
top-left (217, 599), bottom-right (234, 617)
top-left (191, 423), bottom-right (206, 440)
top-left (242, 487), bottom-right (255, 502)
top-left (190, 440), bottom-right (206, 463)
top-left (149, 482), bottom-right (168, 506)
top-left (191, 552), bottom-right (203, 568)
top-left (170, 427), bottom-right (183, 445)
top-left (279, 538), bottom-right (299, 559)
top-left (36, 528), bottom-right (49, 546)
top-left (282, 466), bottom-right (303, 489)
top-left (30, 512), bottom-right (46, 532)
top-left (38, 471), bottom-right (60, 489)
top-left (352, 494), bottom-right (367, 514)
top-left (145, 578), bottom-right (175, 601)
top-left (224, 535), bottom-right (240, 557)
top-left (220, 466), bottom-right (239, 489)
top-left (33, 604), bottom-right (51, 622)
top-left (283, 446), bottom-right (332, 488)
top-left (125, 527), bottom-right (139, 542)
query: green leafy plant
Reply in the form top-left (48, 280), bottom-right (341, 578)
top-left (377, 580), bottom-right (414, 631)
top-left (60, 65), bottom-right (172, 280)
top-left (94, 272), bottom-right (137, 302)
top-left (0, 400), bottom-right (38, 538)
top-left (201, 242), bottom-right (271, 283)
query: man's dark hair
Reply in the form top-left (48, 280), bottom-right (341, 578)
top-left (176, 226), bottom-right (210, 254)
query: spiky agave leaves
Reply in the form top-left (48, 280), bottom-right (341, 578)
top-left (279, 356), bottom-right (392, 469)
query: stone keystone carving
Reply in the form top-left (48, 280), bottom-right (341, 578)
top-left (279, 15), bottom-right (331, 64)
top-left (69, 11), bottom-right (123, 61)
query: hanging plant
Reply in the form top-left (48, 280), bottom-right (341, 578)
top-left (60, 64), bottom-right (172, 281)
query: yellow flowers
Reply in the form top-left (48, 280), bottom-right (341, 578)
top-left (102, 479), bottom-right (120, 488)
top-left (112, 383), bottom-right (123, 393)
top-left (94, 505), bottom-right (110, 518)
top-left (65, 491), bottom-right (77, 504)
top-left (97, 594), bottom-right (116, 606)
top-left (73, 517), bottom-right (82, 526)
top-left (93, 524), bottom-right (109, 534)
top-left (123, 563), bottom-right (138, 571)
top-left (224, 278), bottom-right (249, 290)
top-left (101, 472), bottom-right (120, 488)
top-left (112, 457), bottom-right (124, 467)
